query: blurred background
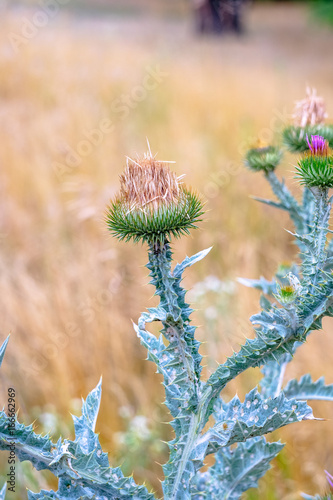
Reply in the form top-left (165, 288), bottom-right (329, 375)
top-left (0, 0), bottom-right (333, 498)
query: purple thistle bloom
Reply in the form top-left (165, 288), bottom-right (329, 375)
top-left (306, 134), bottom-right (329, 156)
top-left (325, 470), bottom-right (333, 489)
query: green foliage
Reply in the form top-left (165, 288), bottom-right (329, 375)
top-left (311, 0), bottom-right (333, 28)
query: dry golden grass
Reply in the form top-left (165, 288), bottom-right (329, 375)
top-left (0, 2), bottom-right (333, 497)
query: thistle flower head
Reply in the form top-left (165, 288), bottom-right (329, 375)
top-left (119, 153), bottom-right (180, 212)
top-left (106, 150), bottom-right (204, 246)
top-left (283, 124), bottom-right (333, 153)
top-left (295, 135), bottom-right (333, 189)
top-left (245, 145), bottom-right (282, 174)
top-left (293, 87), bottom-right (327, 127)
top-left (306, 134), bottom-right (329, 156)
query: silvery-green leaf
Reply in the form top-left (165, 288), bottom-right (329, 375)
top-left (0, 483), bottom-right (6, 500)
top-left (284, 374), bottom-right (333, 401)
top-left (0, 336), bottom-right (9, 369)
top-left (191, 437), bottom-right (283, 500)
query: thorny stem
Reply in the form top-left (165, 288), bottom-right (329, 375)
top-left (303, 187), bottom-right (331, 292)
top-left (148, 241), bottom-right (203, 499)
top-left (148, 241), bottom-right (201, 396)
top-left (169, 413), bottom-right (198, 500)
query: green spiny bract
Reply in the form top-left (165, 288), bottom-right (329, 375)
top-left (105, 153), bottom-right (204, 246)
top-left (295, 152), bottom-right (333, 188)
top-left (245, 145), bottom-right (282, 173)
top-left (106, 186), bottom-right (203, 245)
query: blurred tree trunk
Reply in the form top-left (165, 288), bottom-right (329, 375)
top-left (193, 0), bottom-right (223, 34)
top-left (193, 0), bottom-right (245, 35)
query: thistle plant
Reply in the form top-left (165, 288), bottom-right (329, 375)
top-left (1, 94), bottom-right (333, 499)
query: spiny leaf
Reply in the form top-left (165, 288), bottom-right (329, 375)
top-left (0, 483), bottom-right (6, 500)
top-left (0, 382), bottom-right (155, 500)
top-left (191, 437), bottom-right (284, 500)
top-left (173, 247), bottom-right (212, 279)
top-left (237, 276), bottom-right (276, 295)
top-left (284, 374), bottom-right (333, 401)
top-left (260, 354), bottom-right (291, 398)
top-left (199, 389), bottom-right (313, 456)
top-left (0, 336), bottom-right (9, 369)
top-left (264, 171), bottom-right (308, 235)
top-left (251, 196), bottom-right (288, 211)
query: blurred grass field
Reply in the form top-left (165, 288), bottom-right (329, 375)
top-left (0, 1), bottom-right (333, 498)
